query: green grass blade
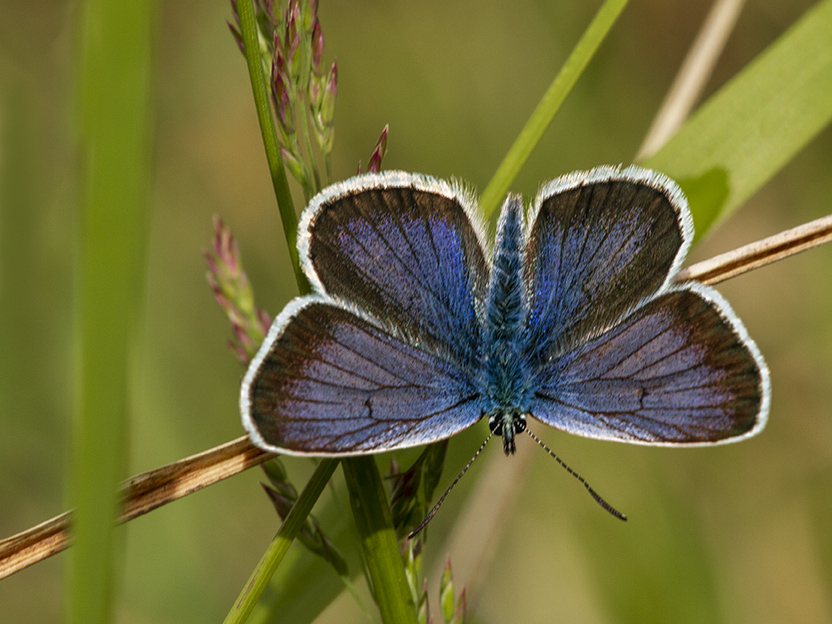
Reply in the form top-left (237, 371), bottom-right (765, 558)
top-left (479, 0), bottom-right (629, 218)
top-left (643, 0), bottom-right (832, 236)
top-left (68, 0), bottom-right (155, 621)
top-left (223, 459), bottom-right (339, 624)
top-left (247, 478), bottom-right (361, 624)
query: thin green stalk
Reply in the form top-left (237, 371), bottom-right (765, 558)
top-left (236, 5), bottom-right (415, 624)
top-left (342, 457), bottom-right (418, 624)
top-left (224, 459), bottom-right (340, 624)
top-left (69, 0), bottom-right (154, 621)
top-left (237, 0), bottom-right (310, 294)
top-left (479, 0), bottom-right (629, 218)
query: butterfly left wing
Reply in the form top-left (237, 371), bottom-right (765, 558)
top-left (526, 284), bottom-right (769, 445)
top-left (299, 172), bottom-right (489, 370)
top-left (241, 297), bottom-right (484, 455)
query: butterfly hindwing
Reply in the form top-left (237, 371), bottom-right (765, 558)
top-left (241, 297), bottom-right (484, 455)
top-left (527, 284), bottom-right (769, 445)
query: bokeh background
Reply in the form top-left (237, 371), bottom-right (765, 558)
top-left (1, 0), bottom-right (831, 622)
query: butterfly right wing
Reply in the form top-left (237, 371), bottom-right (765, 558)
top-left (524, 166), bottom-right (692, 366)
top-left (241, 296), bottom-right (484, 455)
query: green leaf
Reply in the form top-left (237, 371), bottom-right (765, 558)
top-left (643, 0), bottom-right (832, 236)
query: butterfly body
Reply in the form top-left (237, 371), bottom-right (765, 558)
top-left (241, 166), bottom-right (769, 458)
top-left (481, 196), bottom-right (532, 454)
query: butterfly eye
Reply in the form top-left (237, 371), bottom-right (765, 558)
top-left (486, 409), bottom-right (527, 455)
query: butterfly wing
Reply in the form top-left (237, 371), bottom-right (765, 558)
top-left (241, 297), bottom-right (484, 455)
top-left (524, 166), bottom-right (692, 366)
top-left (299, 172), bottom-right (489, 369)
top-left (527, 285), bottom-right (769, 445)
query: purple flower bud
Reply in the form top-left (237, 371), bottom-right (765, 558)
top-left (272, 46), bottom-right (296, 135)
top-left (280, 146), bottom-right (308, 188)
top-left (233, 323), bottom-right (256, 351)
top-left (367, 125), bottom-right (388, 174)
top-left (228, 340), bottom-right (249, 365)
top-left (205, 216), bottom-right (270, 365)
top-left (204, 252), bottom-right (220, 278)
top-left (285, 0), bottom-right (301, 74)
top-left (311, 19), bottom-right (324, 74)
top-left (256, 308), bottom-right (271, 336)
top-left (227, 21), bottom-right (244, 54)
top-left (309, 74), bottom-right (322, 109)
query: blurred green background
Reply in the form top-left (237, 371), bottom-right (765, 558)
top-left (1, 0), bottom-right (831, 622)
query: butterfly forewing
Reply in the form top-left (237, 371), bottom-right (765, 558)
top-left (242, 297), bottom-right (483, 455)
top-left (527, 284), bottom-right (769, 445)
top-left (299, 173), bottom-right (489, 370)
top-left (524, 167), bottom-right (691, 367)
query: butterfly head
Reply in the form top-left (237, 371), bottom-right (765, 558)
top-left (487, 408), bottom-right (527, 455)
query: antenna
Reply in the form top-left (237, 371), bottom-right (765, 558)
top-left (526, 429), bottom-right (627, 521)
top-left (408, 430), bottom-right (495, 539)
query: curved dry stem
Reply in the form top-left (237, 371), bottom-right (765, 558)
top-left (0, 436), bottom-right (271, 579)
top-left (676, 214), bottom-right (832, 285)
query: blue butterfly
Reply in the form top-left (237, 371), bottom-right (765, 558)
top-left (240, 166), bottom-right (770, 463)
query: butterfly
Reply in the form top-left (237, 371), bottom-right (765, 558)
top-left (240, 165), bottom-right (770, 465)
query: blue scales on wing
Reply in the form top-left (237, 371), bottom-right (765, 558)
top-left (242, 173), bottom-right (491, 454)
top-left (521, 167), bottom-right (767, 445)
